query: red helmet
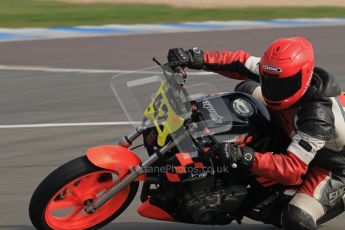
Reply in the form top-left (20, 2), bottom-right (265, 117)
top-left (259, 37), bottom-right (314, 110)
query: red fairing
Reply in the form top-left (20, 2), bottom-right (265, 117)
top-left (86, 145), bottom-right (146, 181)
top-left (138, 199), bottom-right (175, 222)
top-left (203, 50), bottom-right (252, 80)
top-left (251, 151), bottom-right (308, 185)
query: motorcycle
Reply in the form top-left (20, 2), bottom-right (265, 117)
top-left (29, 60), bottom-right (342, 229)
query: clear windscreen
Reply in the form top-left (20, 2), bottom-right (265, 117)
top-left (111, 66), bottom-right (222, 126)
top-left (111, 66), bottom-right (249, 153)
top-left (111, 66), bottom-right (164, 124)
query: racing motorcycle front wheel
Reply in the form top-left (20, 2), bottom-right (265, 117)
top-left (29, 156), bottom-right (139, 230)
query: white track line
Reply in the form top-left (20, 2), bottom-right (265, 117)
top-left (0, 121), bottom-right (141, 129)
top-left (0, 65), bottom-right (216, 75)
top-left (0, 65), bottom-right (213, 129)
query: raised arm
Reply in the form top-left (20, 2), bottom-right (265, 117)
top-left (203, 50), bottom-right (260, 82)
top-left (167, 47), bottom-right (260, 82)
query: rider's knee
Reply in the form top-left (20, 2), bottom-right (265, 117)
top-left (282, 204), bottom-right (318, 230)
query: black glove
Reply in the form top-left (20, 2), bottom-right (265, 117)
top-left (167, 47), bottom-right (204, 69)
top-left (211, 142), bottom-right (255, 169)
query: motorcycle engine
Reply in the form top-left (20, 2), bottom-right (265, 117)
top-left (150, 176), bottom-right (248, 225)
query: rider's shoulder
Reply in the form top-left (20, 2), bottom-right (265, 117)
top-left (296, 71), bottom-right (336, 140)
top-left (309, 67), bottom-right (341, 98)
top-left (296, 102), bottom-right (335, 140)
top-left (298, 66), bottom-right (340, 115)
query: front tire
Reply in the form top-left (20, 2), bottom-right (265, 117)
top-left (29, 156), bottom-right (139, 230)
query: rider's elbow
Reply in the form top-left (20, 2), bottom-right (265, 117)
top-left (279, 168), bottom-right (306, 185)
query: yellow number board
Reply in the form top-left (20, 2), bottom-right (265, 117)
top-left (144, 81), bottom-right (185, 146)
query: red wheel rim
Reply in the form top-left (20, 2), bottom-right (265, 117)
top-left (44, 171), bottom-right (130, 230)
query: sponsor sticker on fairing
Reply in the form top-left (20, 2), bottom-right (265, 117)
top-left (202, 100), bottom-right (223, 124)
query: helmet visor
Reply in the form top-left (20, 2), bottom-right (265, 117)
top-left (260, 71), bottom-right (302, 101)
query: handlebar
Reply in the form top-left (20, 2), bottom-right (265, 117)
top-left (160, 63), bottom-right (222, 148)
top-left (161, 64), bottom-right (192, 118)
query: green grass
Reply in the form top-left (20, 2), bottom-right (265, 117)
top-left (0, 0), bottom-right (345, 27)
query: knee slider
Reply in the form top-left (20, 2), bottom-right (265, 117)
top-left (282, 205), bottom-right (318, 230)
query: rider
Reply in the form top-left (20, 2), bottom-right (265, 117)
top-left (167, 37), bottom-right (345, 230)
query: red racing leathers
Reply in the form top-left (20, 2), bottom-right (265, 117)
top-left (202, 49), bottom-right (345, 225)
top-left (203, 50), bottom-right (342, 183)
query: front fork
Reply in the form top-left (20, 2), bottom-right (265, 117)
top-left (84, 122), bottom-right (184, 214)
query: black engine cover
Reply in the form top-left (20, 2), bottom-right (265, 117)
top-left (149, 176), bottom-right (248, 225)
top-left (180, 185), bottom-right (247, 224)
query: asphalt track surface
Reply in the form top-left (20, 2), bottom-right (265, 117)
top-left (1, 25), bottom-right (345, 229)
